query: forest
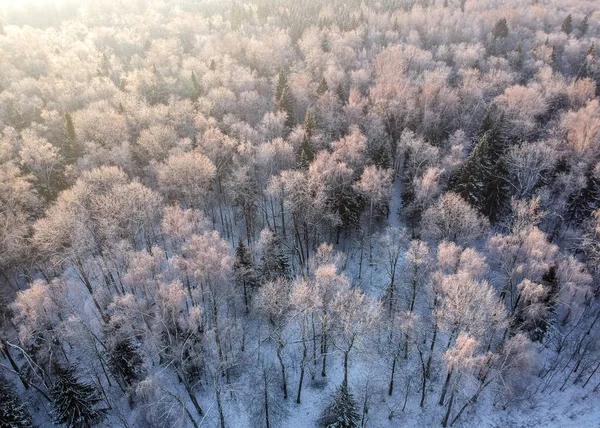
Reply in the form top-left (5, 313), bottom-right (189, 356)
top-left (1, 0), bottom-right (600, 426)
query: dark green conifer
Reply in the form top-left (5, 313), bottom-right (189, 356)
top-left (0, 375), bottom-right (33, 427)
top-left (318, 384), bottom-right (360, 428)
top-left (50, 365), bottom-right (107, 428)
top-left (561, 14), bottom-right (572, 35)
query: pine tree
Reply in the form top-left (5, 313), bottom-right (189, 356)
top-left (0, 375), bottom-right (33, 427)
top-left (492, 18), bottom-right (509, 39)
top-left (579, 16), bottom-right (589, 37)
top-left (450, 114), bottom-right (508, 222)
top-left (336, 83), bottom-right (347, 105)
top-left (298, 111), bottom-right (316, 168)
top-left (260, 232), bottom-right (290, 282)
top-left (50, 365), bottom-right (107, 428)
top-left (63, 112), bottom-right (79, 164)
top-left (318, 384), bottom-right (360, 428)
top-left (191, 71), bottom-right (201, 101)
top-left (107, 338), bottom-right (144, 387)
top-left (317, 77), bottom-right (329, 96)
top-left (234, 238), bottom-right (257, 313)
top-left (561, 14), bottom-right (572, 35)
top-left (275, 70), bottom-right (295, 129)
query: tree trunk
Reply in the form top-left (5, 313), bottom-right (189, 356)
top-left (343, 350), bottom-right (350, 389)
top-left (439, 368), bottom-right (453, 406)
top-left (388, 356), bottom-right (397, 396)
top-left (264, 371), bottom-right (271, 428)
top-left (297, 333), bottom-right (307, 404)
top-left (441, 389), bottom-right (455, 427)
top-left (276, 342), bottom-right (288, 399)
top-left (215, 383), bottom-right (226, 428)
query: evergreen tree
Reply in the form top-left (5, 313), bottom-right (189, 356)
top-left (0, 375), bottom-right (33, 428)
top-left (107, 338), bottom-right (145, 387)
top-left (260, 232), bottom-right (290, 282)
top-left (275, 70), bottom-right (295, 129)
top-left (492, 18), bottom-right (509, 39)
top-left (234, 238), bottom-right (257, 313)
top-left (318, 384), bottom-right (360, 428)
top-left (335, 83), bottom-right (347, 105)
top-left (191, 71), bottom-right (201, 101)
top-left (63, 112), bottom-right (79, 164)
top-left (304, 110), bottom-right (316, 140)
top-left (317, 77), bottom-right (329, 96)
top-left (579, 16), bottom-right (589, 37)
top-left (298, 111), bottom-right (316, 168)
top-left (50, 365), bottom-right (107, 428)
top-left (561, 14), bottom-right (572, 35)
top-left (450, 114), bottom-right (508, 222)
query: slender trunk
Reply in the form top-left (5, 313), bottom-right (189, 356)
top-left (311, 313), bottom-right (317, 374)
top-left (388, 356), bottom-right (397, 396)
top-left (242, 280), bottom-right (249, 314)
top-left (269, 196), bottom-right (278, 235)
top-left (264, 372), bottom-right (271, 428)
top-left (419, 349), bottom-right (427, 408)
top-left (441, 389), bottom-right (455, 427)
top-left (343, 350), bottom-right (350, 389)
top-left (439, 368), bottom-right (453, 406)
top-left (276, 341), bottom-right (288, 399)
top-left (280, 194), bottom-right (286, 240)
top-left (76, 258), bottom-right (108, 323)
top-left (583, 359), bottom-right (600, 388)
top-left (297, 329), bottom-right (307, 404)
top-left (321, 317), bottom-right (327, 377)
top-left (181, 375), bottom-right (204, 418)
top-left (1, 344), bottom-right (28, 389)
top-left (215, 383), bottom-right (226, 428)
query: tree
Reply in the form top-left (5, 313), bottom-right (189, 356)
top-left (0, 375), bottom-right (33, 427)
top-left (256, 278), bottom-right (292, 399)
top-left (561, 14), bottom-right (572, 35)
top-left (50, 365), bottom-right (107, 428)
top-left (63, 111), bottom-right (79, 163)
top-left (330, 283), bottom-right (380, 389)
top-left (353, 165), bottom-right (393, 227)
top-left (275, 70), bottom-right (294, 129)
top-left (421, 192), bottom-right (488, 245)
top-left (247, 363), bottom-right (289, 428)
top-left (319, 384), bottom-right (359, 428)
top-left (234, 239), bottom-right (257, 313)
top-left (451, 122), bottom-right (508, 221)
top-left (492, 18), bottom-right (509, 39)
top-left (504, 141), bottom-right (557, 199)
top-left (157, 150), bottom-right (216, 209)
top-left (579, 16), bottom-right (589, 37)
top-left (106, 336), bottom-right (145, 387)
top-left (258, 229), bottom-right (290, 282)
top-left (376, 226), bottom-right (409, 317)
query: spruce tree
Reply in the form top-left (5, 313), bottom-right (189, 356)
top-left (260, 233), bottom-right (290, 282)
top-left (561, 14), bottom-right (572, 35)
top-left (579, 16), bottom-right (589, 37)
top-left (191, 71), bottom-right (201, 101)
top-left (50, 365), bottom-right (106, 428)
top-left (275, 70), bottom-right (295, 129)
top-left (450, 114), bottom-right (508, 222)
top-left (317, 77), bottom-right (329, 96)
top-left (107, 338), bottom-right (144, 387)
top-left (318, 384), bottom-right (360, 428)
top-left (492, 18), bottom-right (509, 39)
top-left (298, 111), bottom-right (316, 168)
top-left (335, 83), bottom-right (347, 105)
top-left (63, 112), bottom-right (79, 164)
top-left (0, 375), bottom-right (33, 428)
